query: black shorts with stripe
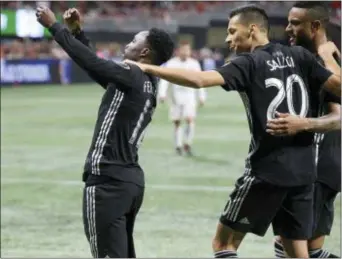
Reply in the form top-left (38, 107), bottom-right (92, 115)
top-left (219, 174), bottom-right (314, 239)
top-left (312, 182), bottom-right (338, 238)
top-left (83, 175), bottom-right (144, 258)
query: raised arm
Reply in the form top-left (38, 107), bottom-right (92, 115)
top-left (63, 8), bottom-right (97, 51)
top-left (62, 8), bottom-right (108, 88)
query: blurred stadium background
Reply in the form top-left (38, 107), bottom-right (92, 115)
top-left (1, 1), bottom-right (341, 257)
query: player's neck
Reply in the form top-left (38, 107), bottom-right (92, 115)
top-left (251, 37), bottom-right (270, 52)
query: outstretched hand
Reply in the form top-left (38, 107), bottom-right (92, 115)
top-left (36, 6), bottom-right (57, 28)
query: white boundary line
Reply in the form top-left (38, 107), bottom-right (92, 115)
top-left (1, 178), bottom-right (234, 192)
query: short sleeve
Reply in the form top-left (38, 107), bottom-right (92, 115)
top-left (215, 55), bottom-right (254, 92)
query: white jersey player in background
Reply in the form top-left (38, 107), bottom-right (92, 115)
top-left (158, 42), bottom-right (207, 156)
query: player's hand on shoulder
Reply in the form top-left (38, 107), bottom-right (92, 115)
top-left (266, 112), bottom-right (308, 136)
top-left (36, 6), bottom-right (57, 28)
top-left (63, 8), bottom-right (82, 33)
top-left (318, 41), bottom-right (341, 60)
top-left (124, 60), bottom-right (147, 72)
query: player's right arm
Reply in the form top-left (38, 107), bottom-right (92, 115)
top-left (125, 54), bottom-right (253, 91)
top-left (48, 23), bottom-right (139, 91)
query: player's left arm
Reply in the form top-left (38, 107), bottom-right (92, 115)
top-left (267, 102), bottom-right (340, 136)
top-left (306, 102), bottom-right (341, 132)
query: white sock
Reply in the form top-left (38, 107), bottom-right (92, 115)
top-left (184, 121), bottom-right (195, 146)
top-left (175, 126), bottom-right (183, 148)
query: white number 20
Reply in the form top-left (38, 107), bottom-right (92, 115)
top-left (266, 74), bottom-right (309, 120)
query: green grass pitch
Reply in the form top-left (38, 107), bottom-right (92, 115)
top-left (1, 84), bottom-right (340, 257)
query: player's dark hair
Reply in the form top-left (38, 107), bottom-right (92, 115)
top-left (146, 28), bottom-right (175, 65)
top-left (229, 4), bottom-right (269, 33)
top-left (293, 1), bottom-right (329, 28)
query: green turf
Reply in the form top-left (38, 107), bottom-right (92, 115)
top-left (1, 84), bottom-right (340, 257)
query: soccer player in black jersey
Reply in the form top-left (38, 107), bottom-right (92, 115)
top-left (125, 5), bottom-right (341, 258)
top-left (268, 2), bottom-right (341, 258)
top-left (36, 7), bottom-right (174, 258)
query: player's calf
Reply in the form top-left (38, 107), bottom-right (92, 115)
top-left (212, 222), bottom-right (245, 258)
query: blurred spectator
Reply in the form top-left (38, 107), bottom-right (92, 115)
top-left (200, 48), bottom-right (216, 71)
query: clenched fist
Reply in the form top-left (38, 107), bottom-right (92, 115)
top-left (63, 8), bottom-right (82, 33)
top-left (36, 6), bottom-right (57, 28)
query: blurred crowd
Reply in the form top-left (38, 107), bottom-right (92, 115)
top-left (1, 1), bottom-right (340, 62)
top-left (0, 39), bottom-right (225, 67)
top-left (1, 1), bottom-right (341, 20)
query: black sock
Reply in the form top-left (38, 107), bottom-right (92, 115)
top-left (310, 249), bottom-right (339, 258)
top-left (274, 239), bottom-right (286, 258)
top-left (214, 249), bottom-right (238, 258)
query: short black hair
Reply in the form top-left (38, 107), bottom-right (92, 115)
top-left (146, 28), bottom-right (174, 65)
top-left (293, 1), bottom-right (329, 28)
top-left (229, 4), bottom-right (269, 32)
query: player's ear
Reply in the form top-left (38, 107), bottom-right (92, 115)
top-left (311, 20), bottom-right (321, 32)
top-left (139, 48), bottom-right (150, 58)
top-left (249, 24), bottom-right (256, 38)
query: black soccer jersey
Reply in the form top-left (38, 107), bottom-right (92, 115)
top-left (314, 73), bottom-right (341, 192)
top-left (49, 23), bottom-right (158, 186)
top-left (310, 56), bottom-right (341, 192)
top-left (216, 43), bottom-right (333, 187)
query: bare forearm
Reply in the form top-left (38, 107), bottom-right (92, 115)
top-left (305, 114), bottom-right (341, 133)
top-left (145, 65), bottom-right (202, 88)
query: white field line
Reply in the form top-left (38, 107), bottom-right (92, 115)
top-left (1, 178), bottom-right (233, 192)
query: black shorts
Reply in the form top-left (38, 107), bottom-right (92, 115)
top-left (311, 182), bottom-right (338, 238)
top-left (82, 177), bottom-right (144, 258)
top-left (219, 174), bottom-right (314, 239)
